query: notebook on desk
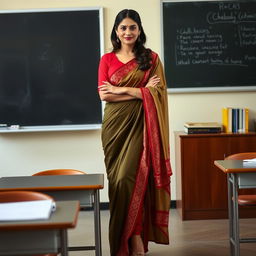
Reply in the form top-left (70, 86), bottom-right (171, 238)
top-left (0, 200), bottom-right (56, 221)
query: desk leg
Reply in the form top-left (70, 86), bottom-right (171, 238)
top-left (230, 173), bottom-right (240, 256)
top-left (94, 190), bottom-right (102, 256)
top-left (60, 229), bottom-right (68, 256)
top-left (227, 173), bottom-right (233, 255)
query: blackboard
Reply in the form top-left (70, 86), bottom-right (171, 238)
top-left (0, 8), bottom-right (103, 131)
top-left (162, 1), bottom-right (256, 92)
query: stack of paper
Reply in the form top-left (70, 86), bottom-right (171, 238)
top-left (0, 200), bottom-right (56, 221)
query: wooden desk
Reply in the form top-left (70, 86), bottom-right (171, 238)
top-left (0, 200), bottom-right (79, 256)
top-left (175, 132), bottom-right (256, 220)
top-left (0, 174), bottom-right (104, 256)
top-left (214, 160), bottom-right (256, 256)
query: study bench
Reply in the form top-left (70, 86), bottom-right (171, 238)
top-left (0, 174), bottom-right (104, 256)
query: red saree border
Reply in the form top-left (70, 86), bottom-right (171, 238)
top-left (140, 51), bottom-right (158, 87)
top-left (154, 210), bottom-right (169, 227)
top-left (110, 59), bottom-right (138, 85)
top-left (117, 87), bottom-right (171, 255)
top-left (117, 126), bottom-right (150, 255)
top-left (141, 88), bottom-right (171, 241)
top-left (115, 52), bottom-right (171, 255)
top-left (141, 88), bottom-right (171, 191)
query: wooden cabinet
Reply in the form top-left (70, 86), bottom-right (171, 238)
top-left (175, 132), bottom-right (256, 220)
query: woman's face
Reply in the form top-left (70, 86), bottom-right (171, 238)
top-left (116, 17), bottom-right (140, 47)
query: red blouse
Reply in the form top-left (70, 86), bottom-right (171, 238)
top-left (98, 52), bottom-right (134, 88)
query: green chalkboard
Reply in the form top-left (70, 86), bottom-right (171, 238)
top-left (0, 8), bottom-right (103, 129)
top-left (162, 1), bottom-right (256, 91)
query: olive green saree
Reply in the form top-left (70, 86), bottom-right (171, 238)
top-left (101, 52), bottom-right (172, 256)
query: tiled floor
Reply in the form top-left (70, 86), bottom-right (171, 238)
top-left (68, 209), bottom-right (256, 255)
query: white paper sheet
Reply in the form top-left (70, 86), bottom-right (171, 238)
top-left (0, 200), bottom-right (56, 221)
top-left (243, 158), bottom-right (256, 167)
top-left (243, 158), bottom-right (256, 162)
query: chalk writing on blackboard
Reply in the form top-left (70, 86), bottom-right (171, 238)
top-left (175, 3), bottom-right (256, 67)
top-left (162, 1), bottom-right (256, 90)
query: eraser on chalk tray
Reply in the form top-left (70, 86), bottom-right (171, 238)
top-left (10, 125), bottom-right (20, 129)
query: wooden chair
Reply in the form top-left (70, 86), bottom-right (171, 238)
top-left (0, 190), bottom-right (53, 202)
top-left (33, 169), bottom-right (86, 176)
top-left (225, 152), bottom-right (256, 161)
top-left (0, 191), bottom-right (57, 256)
top-left (33, 169), bottom-right (87, 210)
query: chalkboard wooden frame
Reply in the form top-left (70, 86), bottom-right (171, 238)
top-left (161, 0), bottom-right (256, 93)
top-left (0, 7), bottom-right (104, 133)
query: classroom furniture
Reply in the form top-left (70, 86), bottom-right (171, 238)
top-left (33, 169), bottom-right (87, 211)
top-left (0, 174), bottom-right (104, 256)
top-left (0, 190), bottom-right (56, 256)
top-left (0, 190), bottom-right (53, 202)
top-left (226, 152), bottom-right (256, 209)
top-left (175, 132), bottom-right (256, 220)
top-left (33, 169), bottom-right (86, 176)
top-left (214, 156), bottom-right (256, 256)
top-left (0, 200), bottom-right (79, 256)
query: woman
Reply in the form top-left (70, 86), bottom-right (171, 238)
top-left (98, 9), bottom-right (172, 256)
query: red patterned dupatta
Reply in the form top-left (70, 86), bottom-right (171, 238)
top-left (117, 52), bottom-right (172, 255)
top-left (101, 52), bottom-right (172, 256)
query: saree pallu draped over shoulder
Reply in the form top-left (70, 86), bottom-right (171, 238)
top-left (101, 52), bottom-right (172, 256)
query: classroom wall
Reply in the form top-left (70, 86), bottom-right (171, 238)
top-left (1, 0), bottom-right (256, 202)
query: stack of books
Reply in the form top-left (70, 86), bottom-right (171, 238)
top-left (184, 122), bottom-right (222, 134)
top-left (222, 107), bottom-right (249, 133)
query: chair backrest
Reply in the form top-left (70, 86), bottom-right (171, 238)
top-left (225, 152), bottom-right (256, 160)
top-left (0, 191), bottom-right (53, 203)
top-left (32, 169), bottom-right (86, 176)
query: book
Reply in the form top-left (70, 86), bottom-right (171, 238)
top-left (184, 122), bottom-right (222, 134)
top-left (222, 107), bottom-right (249, 133)
top-left (238, 108), bottom-right (243, 133)
top-left (228, 107), bottom-right (232, 132)
top-left (0, 199), bottom-right (56, 221)
top-left (244, 108), bottom-right (249, 132)
top-left (232, 108), bottom-right (237, 133)
top-left (222, 108), bottom-right (228, 133)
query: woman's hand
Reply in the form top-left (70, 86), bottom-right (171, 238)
top-left (145, 75), bottom-right (160, 88)
top-left (98, 81), bottom-right (142, 101)
top-left (99, 81), bottom-right (126, 95)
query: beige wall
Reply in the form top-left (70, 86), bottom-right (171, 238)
top-left (1, 0), bottom-right (256, 202)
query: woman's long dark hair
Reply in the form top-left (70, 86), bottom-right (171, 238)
top-left (111, 9), bottom-right (152, 71)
